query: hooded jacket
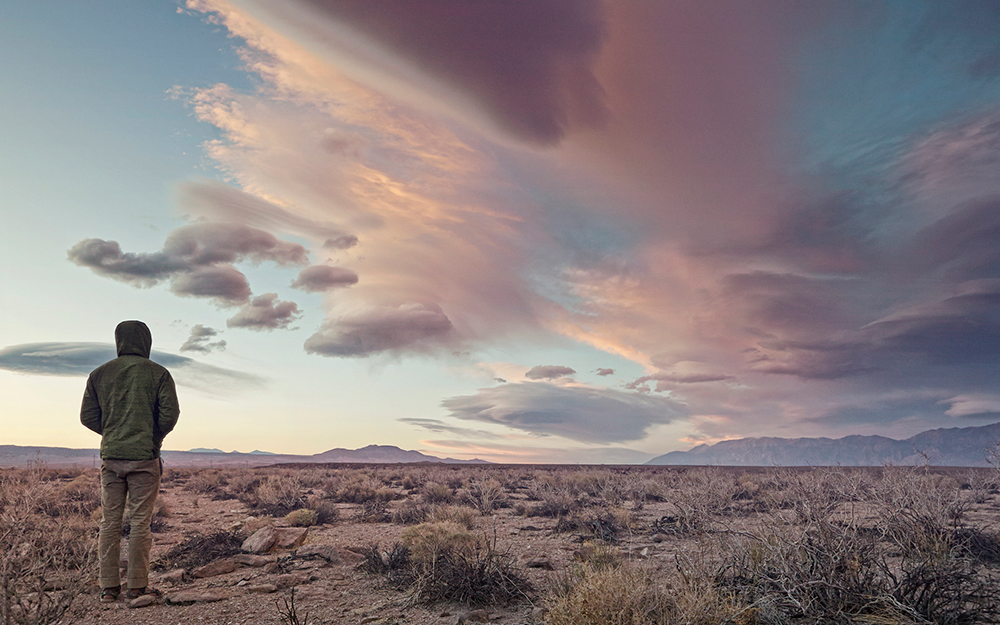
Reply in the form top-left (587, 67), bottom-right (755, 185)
top-left (80, 321), bottom-right (180, 460)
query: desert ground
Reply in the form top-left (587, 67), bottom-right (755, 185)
top-left (2, 462), bottom-right (999, 625)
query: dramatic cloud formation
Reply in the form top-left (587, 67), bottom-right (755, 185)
top-left (180, 325), bottom-right (227, 353)
top-left (291, 265), bottom-right (358, 292)
top-left (227, 293), bottom-right (301, 330)
top-left (0, 342), bottom-right (260, 392)
top-left (524, 365), bottom-right (576, 380)
top-left (442, 382), bottom-right (680, 444)
top-left (68, 222), bottom-right (308, 305)
top-left (235, 0), bottom-right (609, 143)
top-left (304, 303), bottom-right (453, 357)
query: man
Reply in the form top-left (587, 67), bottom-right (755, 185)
top-left (81, 320), bottom-right (180, 603)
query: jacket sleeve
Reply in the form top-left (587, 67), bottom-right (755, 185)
top-left (80, 376), bottom-right (103, 434)
top-left (156, 371), bottom-right (180, 439)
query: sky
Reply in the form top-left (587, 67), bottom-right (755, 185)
top-left (2, 1), bottom-right (999, 464)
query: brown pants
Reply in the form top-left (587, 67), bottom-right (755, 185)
top-left (99, 458), bottom-right (161, 590)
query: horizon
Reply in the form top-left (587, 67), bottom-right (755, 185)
top-left (3, 1), bottom-right (1000, 464)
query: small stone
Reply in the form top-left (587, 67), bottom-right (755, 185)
top-left (156, 568), bottom-right (186, 585)
top-left (193, 559), bottom-right (237, 578)
top-left (274, 527), bottom-right (309, 549)
top-left (640, 547), bottom-right (650, 557)
top-left (457, 609), bottom-right (489, 624)
top-left (273, 573), bottom-right (310, 589)
top-left (232, 553), bottom-right (275, 567)
top-left (652, 533), bottom-right (669, 543)
top-left (127, 595), bottom-right (159, 609)
top-left (525, 557), bottom-right (554, 570)
top-left (245, 583), bottom-right (278, 594)
top-left (242, 526), bottom-right (278, 553)
top-left (165, 590), bottom-right (229, 605)
top-left (295, 544), bottom-right (340, 563)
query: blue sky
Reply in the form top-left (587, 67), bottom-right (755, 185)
top-left (2, 1), bottom-right (999, 463)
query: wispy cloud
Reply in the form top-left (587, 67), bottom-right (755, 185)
top-left (180, 324), bottom-right (227, 354)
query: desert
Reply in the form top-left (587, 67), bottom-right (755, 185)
top-left (2, 461), bottom-right (999, 625)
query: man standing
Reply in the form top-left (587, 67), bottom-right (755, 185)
top-left (81, 320), bottom-right (179, 603)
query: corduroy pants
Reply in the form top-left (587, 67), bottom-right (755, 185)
top-left (98, 458), bottom-right (161, 590)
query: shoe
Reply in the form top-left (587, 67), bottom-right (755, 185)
top-left (100, 587), bottom-right (121, 603)
top-left (125, 586), bottom-right (163, 600)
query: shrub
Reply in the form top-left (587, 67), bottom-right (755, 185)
top-left (420, 482), bottom-right (453, 504)
top-left (392, 499), bottom-right (430, 525)
top-left (546, 563), bottom-right (674, 625)
top-left (428, 505), bottom-right (477, 530)
top-left (285, 508), bottom-right (318, 527)
top-left (241, 475), bottom-right (307, 515)
top-left (154, 530), bottom-right (244, 571)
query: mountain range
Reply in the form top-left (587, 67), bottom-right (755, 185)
top-left (0, 444), bottom-right (486, 468)
top-left (647, 422), bottom-right (1000, 466)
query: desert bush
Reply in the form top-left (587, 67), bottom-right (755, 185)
top-left (420, 482), bottom-right (453, 504)
top-left (241, 475), bottom-right (307, 515)
top-left (354, 500), bottom-right (391, 524)
top-left (392, 499), bottom-right (430, 525)
top-left (184, 469), bottom-right (225, 494)
top-left (304, 496), bottom-right (339, 524)
top-left (154, 530), bottom-right (244, 571)
top-left (0, 468), bottom-right (96, 625)
top-left (429, 504), bottom-right (477, 530)
top-left (363, 522), bottom-right (532, 606)
top-left (464, 478), bottom-right (507, 515)
top-left (525, 493), bottom-right (579, 518)
top-left (285, 508), bottom-right (318, 527)
top-left (546, 562), bottom-right (675, 625)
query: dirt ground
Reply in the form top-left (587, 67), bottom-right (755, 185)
top-left (32, 463), bottom-right (1000, 625)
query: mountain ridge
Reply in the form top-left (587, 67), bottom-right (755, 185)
top-left (646, 422), bottom-right (1000, 466)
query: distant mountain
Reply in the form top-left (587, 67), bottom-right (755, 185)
top-left (647, 422), bottom-right (1000, 466)
top-left (0, 444), bottom-right (488, 468)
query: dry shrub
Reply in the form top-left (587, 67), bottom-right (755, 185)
top-left (363, 522), bottom-right (532, 606)
top-left (241, 475), bottom-right (307, 515)
top-left (525, 493), bottom-right (579, 518)
top-left (154, 530), bottom-right (244, 571)
top-left (546, 563), bottom-right (675, 625)
top-left (305, 496), bottom-right (339, 524)
top-left (392, 499), bottom-right (430, 525)
top-left (464, 478), bottom-right (508, 515)
top-left (285, 508), bottom-right (318, 527)
top-left (354, 500), bottom-right (391, 524)
top-left (428, 504), bottom-right (477, 530)
top-left (184, 469), bottom-right (225, 494)
top-left (0, 467), bottom-right (96, 625)
top-left (420, 482), bottom-right (453, 504)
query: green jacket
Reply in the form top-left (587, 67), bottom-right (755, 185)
top-left (80, 321), bottom-right (180, 460)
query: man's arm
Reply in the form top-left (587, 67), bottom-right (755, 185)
top-left (156, 371), bottom-right (180, 439)
top-left (80, 376), bottom-right (103, 434)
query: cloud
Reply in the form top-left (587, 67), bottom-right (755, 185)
top-left (441, 382), bottom-right (680, 444)
top-left (0, 342), bottom-right (260, 392)
top-left (227, 293), bottom-right (301, 330)
top-left (171, 264), bottom-right (251, 304)
top-left (291, 265), bottom-right (358, 292)
top-left (238, 0), bottom-right (609, 143)
top-left (420, 439), bottom-right (654, 464)
top-left (595, 368), bottom-right (614, 376)
top-left (69, 222), bottom-right (308, 305)
top-left (180, 325), bottom-right (227, 354)
top-left (397, 417), bottom-right (500, 439)
top-left (627, 372), bottom-right (736, 392)
top-left (524, 365), bottom-right (576, 380)
top-left (178, 179), bottom-right (356, 247)
top-left (304, 303), bottom-right (453, 357)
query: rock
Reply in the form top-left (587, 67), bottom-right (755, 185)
top-left (336, 548), bottom-right (366, 565)
top-left (525, 557), bottom-right (554, 570)
top-left (193, 559), bottom-right (237, 578)
top-left (263, 562), bottom-right (282, 574)
top-left (165, 590), bottom-right (229, 605)
top-left (274, 527), bottom-right (309, 549)
top-left (233, 553), bottom-right (275, 567)
top-left (156, 569), bottom-right (186, 585)
top-left (128, 594), bottom-right (160, 609)
top-left (640, 547), bottom-right (650, 558)
top-left (652, 533), bottom-right (669, 543)
top-left (295, 544), bottom-right (340, 563)
top-left (242, 525), bottom-right (277, 553)
top-left (245, 583), bottom-right (278, 593)
top-left (273, 573), bottom-right (310, 589)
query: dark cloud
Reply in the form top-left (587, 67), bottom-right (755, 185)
top-left (524, 365), bottom-right (576, 380)
top-left (69, 222), bottom-right (309, 305)
top-left (906, 196), bottom-right (1000, 282)
top-left (398, 417), bottom-right (500, 439)
top-left (283, 0), bottom-right (608, 143)
top-left (171, 265), bottom-right (251, 305)
top-left (441, 382), bottom-right (680, 444)
top-left (494, 377), bottom-right (507, 384)
top-left (180, 325), bottom-right (227, 354)
top-left (304, 303), bottom-right (453, 357)
top-left (226, 293), bottom-right (301, 331)
top-left (290, 265), bottom-right (359, 292)
top-left (0, 342), bottom-right (260, 392)
top-left (595, 368), bottom-right (615, 376)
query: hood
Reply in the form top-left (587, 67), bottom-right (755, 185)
top-left (115, 320), bottom-right (152, 358)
